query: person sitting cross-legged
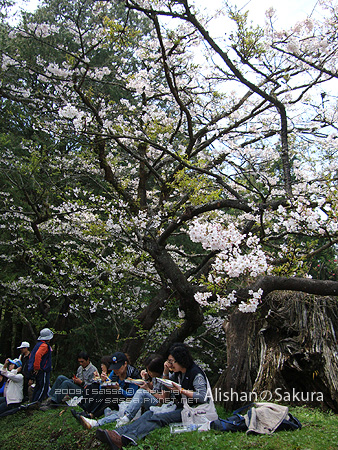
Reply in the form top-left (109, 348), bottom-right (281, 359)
top-left (73, 352), bottom-right (140, 421)
top-left (40, 351), bottom-right (98, 410)
top-left (79, 354), bottom-right (170, 430)
top-left (95, 343), bottom-right (218, 450)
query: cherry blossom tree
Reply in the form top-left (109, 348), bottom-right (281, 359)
top-left (2, 0), bottom-right (338, 406)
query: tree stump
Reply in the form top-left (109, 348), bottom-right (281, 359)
top-left (215, 292), bottom-right (338, 412)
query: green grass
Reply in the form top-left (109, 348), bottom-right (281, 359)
top-left (0, 405), bottom-right (337, 450)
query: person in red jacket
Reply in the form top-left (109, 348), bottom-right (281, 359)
top-left (28, 328), bottom-right (53, 403)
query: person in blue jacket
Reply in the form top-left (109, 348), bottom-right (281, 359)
top-left (27, 328), bottom-right (53, 403)
top-left (79, 354), bottom-right (170, 430)
top-left (74, 352), bottom-right (140, 420)
top-left (96, 343), bottom-right (217, 449)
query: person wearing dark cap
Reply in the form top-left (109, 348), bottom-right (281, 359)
top-left (80, 354), bottom-right (170, 430)
top-left (17, 341), bottom-right (30, 401)
top-left (96, 343), bottom-right (218, 449)
top-left (27, 328), bottom-right (53, 403)
top-left (0, 358), bottom-right (24, 417)
top-left (75, 352), bottom-right (140, 420)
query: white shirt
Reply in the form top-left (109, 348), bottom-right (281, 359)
top-left (1, 368), bottom-right (24, 404)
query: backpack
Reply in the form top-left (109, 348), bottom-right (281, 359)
top-left (275, 412), bottom-right (302, 431)
top-left (211, 403), bottom-right (302, 433)
top-left (210, 412), bottom-right (247, 432)
top-left (210, 403), bottom-right (251, 432)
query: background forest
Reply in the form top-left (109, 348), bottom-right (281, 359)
top-left (1, 0), bottom-right (338, 411)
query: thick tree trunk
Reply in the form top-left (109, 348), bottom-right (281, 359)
top-left (122, 287), bottom-right (170, 363)
top-left (253, 293), bottom-right (338, 411)
top-left (215, 293), bottom-right (338, 412)
top-left (124, 238), bottom-right (204, 363)
top-left (214, 310), bottom-right (260, 410)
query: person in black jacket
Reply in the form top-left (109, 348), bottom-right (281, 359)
top-left (95, 343), bottom-right (215, 449)
top-left (17, 341), bottom-right (30, 401)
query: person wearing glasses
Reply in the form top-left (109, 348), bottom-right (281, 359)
top-left (95, 343), bottom-right (217, 449)
top-left (79, 354), bottom-right (170, 429)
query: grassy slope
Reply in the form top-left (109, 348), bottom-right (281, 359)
top-left (0, 405), bottom-right (337, 450)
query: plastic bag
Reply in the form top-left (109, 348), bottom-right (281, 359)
top-left (66, 396), bottom-right (83, 406)
top-left (150, 401), bottom-right (177, 415)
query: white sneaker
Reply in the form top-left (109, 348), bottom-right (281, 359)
top-left (116, 415), bottom-right (130, 427)
top-left (80, 416), bottom-right (99, 429)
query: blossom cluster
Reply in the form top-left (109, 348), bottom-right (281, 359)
top-left (189, 219), bottom-right (270, 312)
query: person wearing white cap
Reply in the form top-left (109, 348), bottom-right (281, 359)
top-left (17, 341), bottom-right (30, 401)
top-left (27, 328), bottom-right (53, 403)
top-left (17, 341), bottom-right (30, 350)
top-left (0, 358), bottom-right (24, 417)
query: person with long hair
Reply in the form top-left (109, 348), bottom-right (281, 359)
top-left (95, 343), bottom-right (217, 449)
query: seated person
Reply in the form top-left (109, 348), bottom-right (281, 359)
top-left (80, 354), bottom-right (170, 429)
top-left (40, 351), bottom-right (98, 409)
top-left (74, 352), bottom-right (140, 420)
top-left (95, 343), bottom-right (218, 449)
top-left (74, 354), bottom-right (112, 411)
top-left (0, 358), bottom-right (24, 417)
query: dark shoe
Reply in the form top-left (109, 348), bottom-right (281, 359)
top-left (96, 429), bottom-right (123, 449)
top-left (19, 401), bottom-right (40, 411)
top-left (71, 409), bottom-right (82, 422)
top-left (71, 409), bottom-right (91, 422)
top-left (41, 397), bottom-right (53, 406)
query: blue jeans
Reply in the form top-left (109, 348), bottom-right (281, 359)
top-left (49, 375), bottom-right (83, 403)
top-left (97, 388), bottom-right (159, 426)
top-left (114, 408), bottom-right (183, 443)
top-left (97, 410), bottom-right (120, 426)
top-left (0, 397), bottom-right (19, 416)
top-left (125, 389), bottom-right (159, 419)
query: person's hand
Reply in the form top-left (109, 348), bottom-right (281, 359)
top-left (3, 358), bottom-right (9, 368)
top-left (139, 380), bottom-right (149, 390)
top-left (104, 382), bottom-right (119, 390)
top-left (72, 375), bottom-right (82, 385)
top-left (169, 381), bottom-right (181, 392)
top-left (140, 369), bottom-right (149, 380)
top-left (101, 371), bottom-right (108, 382)
top-left (163, 360), bottom-right (171, 376)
